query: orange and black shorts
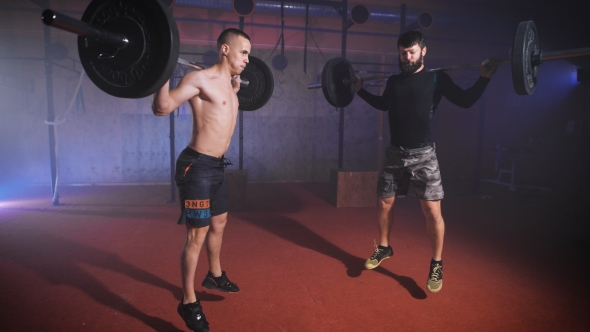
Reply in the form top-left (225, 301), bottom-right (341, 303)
top-left (174, 147), bottom-right (230, 227)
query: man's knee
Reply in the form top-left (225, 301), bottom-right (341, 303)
top-left (186, 224), bottom-right (209, 245)
top-left (421, 200), bottom-right (443, 221)
top-left (379, 196), bottom-right (395, 210)
top-left (209, 213), bottom-right (228, 233)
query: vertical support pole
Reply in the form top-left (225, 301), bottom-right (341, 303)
top-left (168, 6), bottom-right (177, 203)
top-left (43, 21), bottom-right (59, 205)
top-left (473, 95), bottom-right (486, 192)
top-left (168, 89), bottom-right (176, 202)
top-left (239, 16), bottom-right (245, 170)
top-left (303, 3), bottom-right (309, 74)
top-left (338, 0), bottom-right (348, 169)
top-left (400, 3), bottom-right (406, 32)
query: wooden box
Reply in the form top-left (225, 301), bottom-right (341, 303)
top-left (330, 170), bottom-right (378, 207)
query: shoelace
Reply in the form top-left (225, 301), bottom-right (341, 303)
top-left (370, 240), bottom-right (383, 260)
top-left (429, 264), bottom-right (442, 281)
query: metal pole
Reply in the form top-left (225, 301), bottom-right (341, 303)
top-left (400, 3), bottom-right (406, 32)
top-left (338, 0), bottom-right (348, 169)
top-left (239, 16), bottom-right (245, 170)
top-left (542, 47), bottom-right (590, 61)
top-left (169, 6), bottom-right (177, 203)
top-left (474, 95), bottom-right (486, 192)
top-left (43, 20), bottom-right (59, 205)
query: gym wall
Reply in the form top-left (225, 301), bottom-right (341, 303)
top-left (0, 0), bottom-right (588, 193)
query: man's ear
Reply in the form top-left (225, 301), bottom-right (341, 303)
top-left (422, 46), bottom-right (427, 57)
top-left (221, 44), bottom-right (230, 56)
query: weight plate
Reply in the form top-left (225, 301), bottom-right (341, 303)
top-left (350, 5), bottom-right (369, 25)
top-left (238, 56), bottom-right (274, 111)
top-left (77, 0), bottom-right (179, 98)
top-left (233, 0), bottom-right (256, 16)
top-left (321, 57), bottom-right (355, 108)
top-left (511, 20), bottom-right (539, 96)
top-left (271, 54), bottom-right (288, 71)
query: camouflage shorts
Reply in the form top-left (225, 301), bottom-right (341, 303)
top-left (377, 144), bottom-right (444, 201)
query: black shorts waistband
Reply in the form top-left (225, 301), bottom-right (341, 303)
top-left (181, 147), bottom-right (223, 161)
top-left (391, 143), bottom-right (435, 153)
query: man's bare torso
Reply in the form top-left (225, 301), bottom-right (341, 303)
top-left (185, 69), bottom-right (239, 158)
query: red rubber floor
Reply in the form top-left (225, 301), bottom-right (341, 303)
top-left (0, 183), bottom-right (588, 331)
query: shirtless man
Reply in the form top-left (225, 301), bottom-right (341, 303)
top-left (152, 28), bottom-right (251, 332)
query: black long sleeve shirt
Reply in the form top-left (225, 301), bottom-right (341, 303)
top-left (357, 68), bottom-right (490, 149)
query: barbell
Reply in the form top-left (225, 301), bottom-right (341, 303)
top-left (41, 0), bottom-right (274, 111)
top-left (175, 58), bottom-right (249, 88)
top-left (308, 20), bottom-right (590, 108)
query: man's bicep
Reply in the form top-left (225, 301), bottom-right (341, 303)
top-left (169, 77), bottom-right (200, 108)
top-left (439, 73), bottom-right (472, 107)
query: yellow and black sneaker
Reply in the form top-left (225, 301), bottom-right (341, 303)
top-left (364, 241), bottom-right (393, 269)
top-left (426, 259), bottom-right (443, 293)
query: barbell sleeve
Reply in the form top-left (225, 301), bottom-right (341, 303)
top-left (41, 9), bottom-right (129, 49)
top-left (307, 74), bottom-right (389, 89)
top-left (430, 59), bottom-right (511, 72)
top-left (542, 47), bottom-right (590, 61)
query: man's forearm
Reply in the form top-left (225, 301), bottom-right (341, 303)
top-left (151, 81), bottom-right (172, 116)
top-left (357, 88), bottom-right (388, 111)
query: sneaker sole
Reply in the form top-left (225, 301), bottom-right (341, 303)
top-left (202, 282), bottom-right (239, 293)
top-left (426, 280), bottom-right (443, 293)
top-left (364, 255), bottom-right (391, 269)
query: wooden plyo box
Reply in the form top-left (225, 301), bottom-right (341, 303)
top-left (226, 169), bottom-right (248, 211)
top-left (330, 170), bottom-right (378, 207)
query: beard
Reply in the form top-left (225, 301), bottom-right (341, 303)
top-left (399, 53), bottom-right (424, 73)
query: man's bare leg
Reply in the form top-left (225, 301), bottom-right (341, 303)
top-left (201, 212), bottom-right (239, 292)
top-left (420, 199), bottom-right (444, 260)
top-left (181, 224), bottom-right (209, 304)
top-left (365, 196), bottom-right (397, 269)
top-left (206, 213), bottom-right (228, 277)
top-left (420, 199), bottom-right (445, 293)
top-left (378, 196), bottom-right (397, 247)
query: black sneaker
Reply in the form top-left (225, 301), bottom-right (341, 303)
top-left (177, 300), bottom-right (209, 332)
top-left (202, 271), bottom-right (240, 293)
top-left (426, 260), bottom-right (443, 293)
top-left (364, 241), bottom-right (393, 269)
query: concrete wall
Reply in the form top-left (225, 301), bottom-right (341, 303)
top-left (1, 0), bottom-right (589, 193)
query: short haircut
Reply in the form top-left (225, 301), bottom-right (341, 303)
top-left (397, 30), bottom-right (425, 49)
top-left (217, 28), bottom-right (251, 50)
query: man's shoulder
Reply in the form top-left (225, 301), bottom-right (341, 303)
top-left (179, 70), bottom-right (209, 89)
top-left (427, 70), bottom-right (450, 80)
top-left (387, 72), bottom-right (403, 83)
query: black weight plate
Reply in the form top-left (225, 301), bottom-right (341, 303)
top-left (511, 20), bottom-right (539, 96)
top-left (321, 57), bottom-right (355, 108)
top-left (238, 56), bottom-right (274, 111)
top-left (77, 0), bottom-right (179, 98)
top-left (233, 0), bottom-right (256, 16)
top-left (350, 5), bottom-right (369, 25)
top-left (271, 54), bottom-right (288, 71)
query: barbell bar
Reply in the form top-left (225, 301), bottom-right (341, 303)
top-left (308, 20), bottom-right (590, 108)
top-left (40, 0), bottom-right (273, 111)
top-left (43, 10), bottom-right (251, 88)
top-left (42, 9), bottom-right (250, 88)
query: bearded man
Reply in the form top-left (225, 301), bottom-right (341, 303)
top-left (354, 30), bottom-right (498, 293)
